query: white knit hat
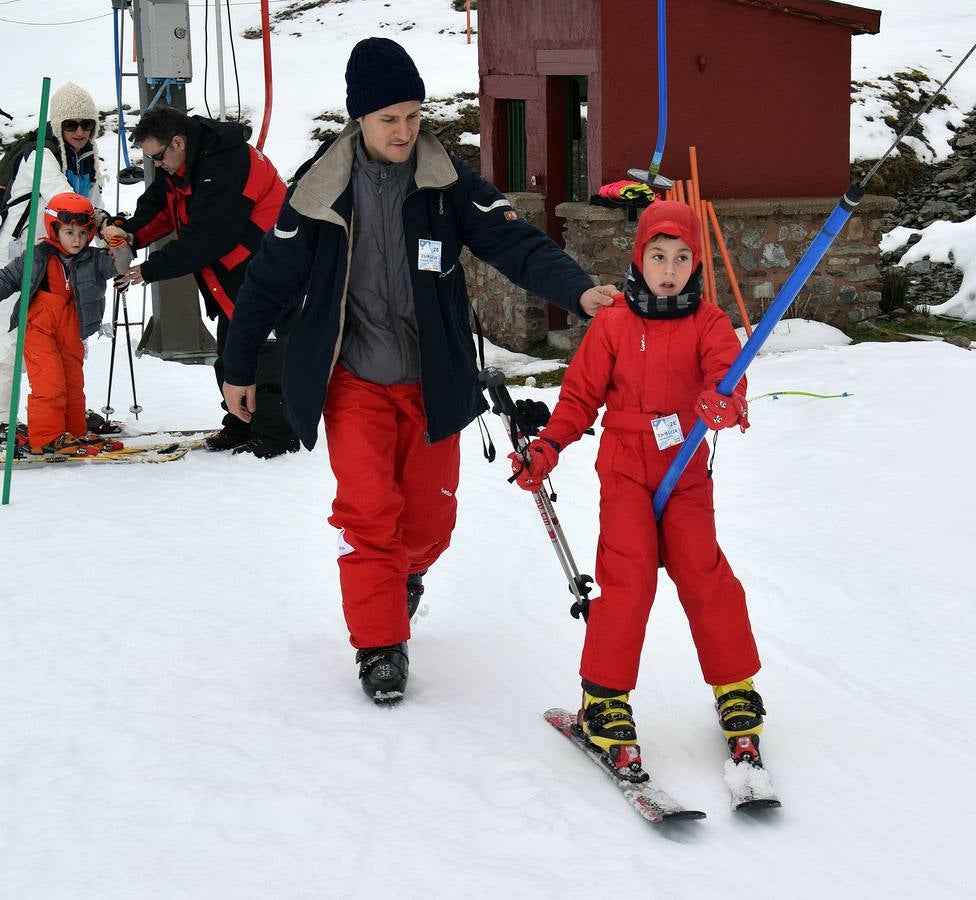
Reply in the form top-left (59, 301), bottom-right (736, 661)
top-left (48, 82), bottom-right (105, 188)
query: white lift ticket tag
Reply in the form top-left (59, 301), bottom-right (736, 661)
top-left (651, 413), bottom-right (685, 450)
top-left (418, 239), bottom-right (442, 272)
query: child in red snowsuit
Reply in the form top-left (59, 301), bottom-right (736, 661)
top-left (512, 201), bottom-right (766, 777)
top-left (0, 193), bottom-right (123, 456)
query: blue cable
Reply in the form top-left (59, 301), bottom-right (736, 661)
top-left (648, 0), bottom-right (667, 178)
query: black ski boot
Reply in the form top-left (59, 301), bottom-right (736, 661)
top-left (406, 570), bottom-right (427, 618)
top-left (205, 425), bottom-right (250, 452)
top-left (232, 434), bottom-right (300, 459)
top-left (356, 643), bottom-right (409, 704)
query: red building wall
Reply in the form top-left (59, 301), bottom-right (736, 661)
top-left (599, 0), bottom-right (860, 198)
top-left (479, 0), bottom-right (879, 204)
top-left (479, 0), bottom-right (600, 211)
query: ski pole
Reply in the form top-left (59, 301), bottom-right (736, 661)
top-left (119, 288), bottom-right (142, 417)
top-left (102, 288), bottom-right (121, 418)
top-left (652, 39), bottom-right (976, 520)
top-left (480, 367), bottom-right (594, 619)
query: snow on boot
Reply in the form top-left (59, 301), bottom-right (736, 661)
top-left (713, 679), bottom-right (766, 740)
top-left (406, 570), bottom-right (426, 618)
top-left (356, 643), bottom-right (409, 704)
top-left (576, 683), bottom-right (647, 783)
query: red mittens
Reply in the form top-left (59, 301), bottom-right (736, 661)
top-left (696, 389), bottom-right (750, 433)
top-left (509, 439), bottom-right (559, 491)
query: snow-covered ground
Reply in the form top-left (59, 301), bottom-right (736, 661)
top-left (1, 3), bottom-right (976, 898)
top-left (3, 322), bottom-right (976, 900)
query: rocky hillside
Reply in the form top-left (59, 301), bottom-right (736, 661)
top-left (859, 105), bottom-right (976, 309)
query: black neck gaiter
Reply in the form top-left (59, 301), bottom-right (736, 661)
top-left (623, 263), bottom-right (703, 319)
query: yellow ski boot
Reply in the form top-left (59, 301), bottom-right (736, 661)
top-left (713, 678), bottom-right (766, 766)
top-left (576, 683), bottom-right (646, 782)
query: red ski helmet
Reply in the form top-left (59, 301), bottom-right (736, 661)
top-left (632, 200), bottom-right (702, 274)
top-left (43, 192), bottom-right (97, 251)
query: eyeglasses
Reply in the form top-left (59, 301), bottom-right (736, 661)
top-left (45, 208), bottom-right (96, 226)
top-left (62, 119), bottom-right (96, 133)
top-left (145, 140), bottom-right (173, 163)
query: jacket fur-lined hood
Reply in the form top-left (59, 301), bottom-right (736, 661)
top-left (289, 123), bottom-right (458, 228)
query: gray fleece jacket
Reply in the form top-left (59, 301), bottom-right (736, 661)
top-left (0, 241), bottom-right (119, 339)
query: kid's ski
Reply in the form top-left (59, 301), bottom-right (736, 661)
top-left (117, 432), bottom-right (211, 452)
top-left (724, 735), bottom-right (782, 812)
top-left (2, 444), bottom-right (189, 466)
top-left (544, 708), bottom-right (706, 824)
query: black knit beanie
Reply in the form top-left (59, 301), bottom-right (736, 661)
top-left (345, 37), bottom-right (426, 119)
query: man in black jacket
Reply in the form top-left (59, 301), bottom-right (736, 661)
top-left (221, 38), bottom-right (615, 701)
top-left (102, 106), bottom-right (298, 458)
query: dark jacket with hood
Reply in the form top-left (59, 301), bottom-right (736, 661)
top-left (122, 116), bottom-right (286, 319)
top-left (221, 123), bottom-right (595, 449)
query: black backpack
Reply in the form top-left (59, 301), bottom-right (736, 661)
top-left (0, 128), bottom-right (62, 237)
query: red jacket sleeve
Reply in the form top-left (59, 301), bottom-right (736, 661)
top-left (698, 305), bottom-right (746, 402)
top-left (540, 308), bottom-right (617, 451)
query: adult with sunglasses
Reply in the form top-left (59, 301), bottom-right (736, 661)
top-left (0, 82), bottom-right (107, 444)
top-left (100, 105), bottom-right (298, 459)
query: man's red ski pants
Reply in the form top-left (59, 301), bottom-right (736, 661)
top-left (324, 365), bottom-right (460, 649)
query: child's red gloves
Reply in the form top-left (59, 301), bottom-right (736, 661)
top-left (509, 439), bottom-right (559, 490)
top-left (696, 389), bottom-right (750, 432)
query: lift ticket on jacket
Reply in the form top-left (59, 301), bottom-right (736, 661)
top-left (651, 413), bottom-right (684, 450)
top-left (418, 239), bottom-right (442, 272)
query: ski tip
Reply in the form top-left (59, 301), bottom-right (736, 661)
top-left (734, 797), bottom-right (782, 813)
top-left (662, 809), bottom-right (707, 822)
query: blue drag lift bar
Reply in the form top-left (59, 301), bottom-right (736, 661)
top-left (652, 186), bottom-right (865, 520)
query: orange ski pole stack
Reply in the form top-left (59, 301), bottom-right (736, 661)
top-left (654, 148), bottom-right (752, 334)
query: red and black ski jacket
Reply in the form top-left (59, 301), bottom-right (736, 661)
top-left (123, 116), bottom-right (286, 319)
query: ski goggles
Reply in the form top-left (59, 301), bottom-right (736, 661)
top-left (62, 119), bottom-right (96, 133)
top-left (45, 208), bottom-right (96, 226)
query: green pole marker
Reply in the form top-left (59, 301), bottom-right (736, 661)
top-left (3, 77), bottom-right (51, 505)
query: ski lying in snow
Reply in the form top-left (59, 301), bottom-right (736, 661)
top-left (118, 429), bottom-right (214, 449)
top-left (544, 708), bottom-right (706, 824)
top-left (2, 445), bottom-right (189, 466)
top-left (724, 735), bottom-right (782, 812)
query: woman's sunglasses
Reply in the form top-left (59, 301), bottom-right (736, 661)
top-left (62, 119), bottom-right (96, 133)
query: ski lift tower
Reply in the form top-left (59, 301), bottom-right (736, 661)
top-left (126, 0), bottom-right (217, 364)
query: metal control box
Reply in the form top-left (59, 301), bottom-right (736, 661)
top-left (139, 0), bottom-right (192, 80)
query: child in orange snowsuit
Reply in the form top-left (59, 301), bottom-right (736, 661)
top-left (0, 192), bottom-right (123, 455)
top-left (512, 201), bottom-right (766, 777)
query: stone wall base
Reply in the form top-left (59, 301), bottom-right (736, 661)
top-left (462, 193), bottom-right (897, 354)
